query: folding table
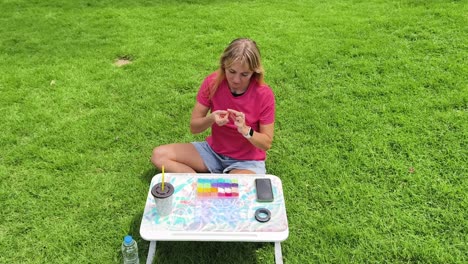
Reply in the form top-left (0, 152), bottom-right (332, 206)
top-left (140, 173), bottom-right (289, 264)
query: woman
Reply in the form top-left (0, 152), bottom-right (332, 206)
top-left (151, 38), bottom-right (275, 174)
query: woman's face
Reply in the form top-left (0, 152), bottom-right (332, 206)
top-left (225, 61), bottom-right (253, 92)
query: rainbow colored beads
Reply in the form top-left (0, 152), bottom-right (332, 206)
top-left (197, 178), bottom-right (239, 198)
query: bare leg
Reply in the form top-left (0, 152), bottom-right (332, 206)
top-left (151, 143), bottom-right (208, 173)
top-left (229, 169), bottom-right (256, 174)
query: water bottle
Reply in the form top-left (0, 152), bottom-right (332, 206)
top-left (121, 235), bottom-right (139, 264)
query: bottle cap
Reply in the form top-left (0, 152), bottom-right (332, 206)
top-left (124, 235), bottom-right (133, 245)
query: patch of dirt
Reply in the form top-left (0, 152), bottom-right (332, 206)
top-left (114, 58), bottom-right (132, 67)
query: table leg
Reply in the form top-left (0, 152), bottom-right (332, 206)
top-left (146, 241), bottom-right (157, 264)
top-left (274, 242), bottom-right (283, 264)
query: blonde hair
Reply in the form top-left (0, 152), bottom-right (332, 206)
top-left (208, 38), bottom-right (265, 99)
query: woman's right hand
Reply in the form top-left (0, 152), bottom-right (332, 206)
top-left (212, 110), bottom-right (229, 126)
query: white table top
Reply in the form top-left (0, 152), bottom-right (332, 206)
top-left (140, 173), bottom-right (289, 242)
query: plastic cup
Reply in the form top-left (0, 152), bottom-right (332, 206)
top-left (151, 182), bottom-right (174, 216)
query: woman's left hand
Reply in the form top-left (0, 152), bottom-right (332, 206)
top-left (227, 108), bottom-right (249, 135)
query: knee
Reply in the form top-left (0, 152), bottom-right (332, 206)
top-left (151, 146), bottom-right (167, 169)
top-left (229, 169), bottom-right (256, 174)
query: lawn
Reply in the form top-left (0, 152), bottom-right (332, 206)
top-left (0, 0), bottom-right (466, 263)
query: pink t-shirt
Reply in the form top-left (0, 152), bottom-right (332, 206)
top-left (196, 72), bottom-right (275, 161)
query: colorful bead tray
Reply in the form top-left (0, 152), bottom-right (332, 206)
top-left (196, 178), bottom-right (239, 198)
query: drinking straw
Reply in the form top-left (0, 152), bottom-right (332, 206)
top-left (162, 165), bottom-right (165, 191)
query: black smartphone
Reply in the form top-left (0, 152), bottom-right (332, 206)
top-left (255, 178), bottom-right (274, 202)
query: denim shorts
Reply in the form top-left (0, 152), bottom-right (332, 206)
top-left (191, 141), bottom-right (266, 174)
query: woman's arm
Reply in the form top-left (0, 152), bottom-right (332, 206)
top-left (244, 122), bottom-right (274, 151)
top-left (190, 102), bottom-right (229, 134)
top-left (190, 102), bottom-right (212, 134)
top-left (227, 108), bottom-right (274, 151)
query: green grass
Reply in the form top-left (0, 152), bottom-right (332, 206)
top-left (1, 0), bottom-right (467, 263)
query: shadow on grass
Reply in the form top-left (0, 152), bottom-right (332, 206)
top-left (141, 167), bottom-right (158, 184)
top-left (129, 212), bottom-right (266, 264)
top-left (131, 168), bottom-right (268, 264)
